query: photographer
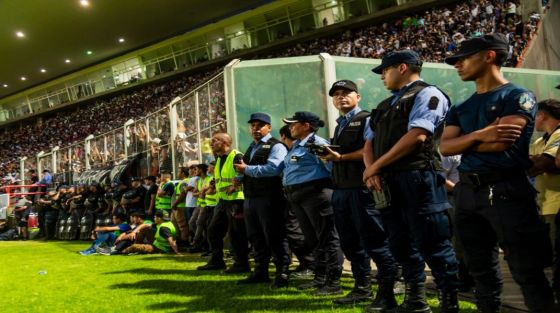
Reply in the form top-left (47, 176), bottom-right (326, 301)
top-left (280, 111), bottom-right (343, 296)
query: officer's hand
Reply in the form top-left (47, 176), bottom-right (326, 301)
top-left (129, 232), bottom-right (137, 241)
top-left (233, 159), bottom-right (247, 173)
top-left (476, 118), bottom-right (523, 143)
top-left (363, 163), bottom-right (381, 183)
top-left (365, 175), bottom-right (382, 192)
top-left (321, 146), bottom-right (341, 162)
top-left (225, 185), bottom-right (236, 195)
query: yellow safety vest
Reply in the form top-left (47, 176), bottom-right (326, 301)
top-left (155, 181), bottom-right (173, 210)
top-left (174, 178), bottom-right (189, 208)
top-left (153, 221), bottom-right (177, 253)
top-left (215, 150), bottom-right (244, 201)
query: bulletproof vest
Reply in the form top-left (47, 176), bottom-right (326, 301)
top-left (242, 137), bottom-right (284, 197)
top-left (371, 80), bottom-right (446, 171)
top-left (332, 110), bottom-right (370, 188)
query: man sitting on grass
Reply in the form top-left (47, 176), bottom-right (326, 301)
top-left (79, 212), bottom-right (130, 256)
top-left (99, 211), bottom-right (154, 255)
top-left (122, 210), bottom-right (180, 255)
top-left (0, 219), bottom-right (18, 240)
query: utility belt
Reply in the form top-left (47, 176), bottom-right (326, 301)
top-left (459, 170), bottom-right (526, 186)
top-left (284, 178), bottom-right (332, 194)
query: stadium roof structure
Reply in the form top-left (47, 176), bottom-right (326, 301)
top-left (0, 0), bottom-right (272, 99)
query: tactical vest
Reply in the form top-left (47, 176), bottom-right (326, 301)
top-left (174, 178), bottom-right (189, 208)
top-left (332, 110), bottom-right (370, 188)
top-left (215, 150), bottom-right (244, 201)
top-left (371, 80), bottom-right (447, 171)
top-left (155, 181), bottom-right (173, 210)
top-left (202, 175), bottom-right (218, 207)
top-left (242, 138), bottom-right (284, 197)
top-left (153, 221), bottom-right (177, 253)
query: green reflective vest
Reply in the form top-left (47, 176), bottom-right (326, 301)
top-left (215, 150), bottom-right (244, 201)
top-left (153, 221), bottom-right (176, 253)
top-left (155, 181), bottom-right (173, 210)
top-left (202, 175), bottom-right (218, 207)
top-left (174, 178), bottom-right (189, 208)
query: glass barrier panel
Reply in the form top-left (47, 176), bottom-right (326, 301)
top-left (177, 95), bottom-right (197, 137)
top-left (209, 77), bottom-right (226, 129)
top-left (175, 133), bottom-right (199, 170)
top-left (232, 56), bottom-right (327, 151)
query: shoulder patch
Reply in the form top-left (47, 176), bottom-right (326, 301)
top-left (519, 93), bottom-right (536, 112)
top-left (428, 96), bottom-right (439, 110)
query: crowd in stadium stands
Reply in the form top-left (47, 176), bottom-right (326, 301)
top-left (0, 0), bottom-right (546, 182)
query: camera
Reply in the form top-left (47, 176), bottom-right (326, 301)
top-left (305, 143), bottom-right (340, 156)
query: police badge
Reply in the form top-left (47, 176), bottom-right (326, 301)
top-left (519, 93), bottom-right (535, 112)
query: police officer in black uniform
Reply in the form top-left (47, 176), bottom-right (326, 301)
top-left (441, 33), bottom-right (556, 313)
top-left (364, 50), bottom-right (459, 313)
top-left (323, 80), bottom-right (397, 309)
top-left (234, 113), bottom-right (291, 289)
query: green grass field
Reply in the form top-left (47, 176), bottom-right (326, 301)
top-left (0, 241), bottom-right (477, 312)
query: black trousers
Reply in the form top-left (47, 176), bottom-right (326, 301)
top-left (285, 203), bottom-right (315, 269)
top-left (207, 200), bottom-right (248, 266)
top-left (244, 194), bottom-right (291, 274)
top-left (332, 187), bottom-right (396, 281)
top-left (286, 185), bottom-right (343, 274)
top-left (455, 175), bottom-right (554, 312)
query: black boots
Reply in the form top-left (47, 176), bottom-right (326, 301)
top-left (314, 268), bottom-right (343, 296)
top-left (365, 280), bottom-right (398, 313)
top-left (298, 267), bottom-right (327, 290)
top-left (333, 275), bottom-right (373, 305)
top-left (395, 282), bottom-right (431, 313)
top-left (438, 289), bottom-right (459, 313)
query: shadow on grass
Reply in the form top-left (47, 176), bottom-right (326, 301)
top-left (110, 276), bottom-right (335, 312)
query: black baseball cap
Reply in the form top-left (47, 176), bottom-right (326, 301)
top-left (283, 111), bottom-right (324, 128)
top-left (556, 84), bottom-right (560, 89)
top-left (328, 80), bottom-right (358, 96)
top-left (445, 33), bottom-right (509, 65)
top-left (248, 112), bottom-right (271, 124)
top-left (154, 210), bottom-right (170, 220)
top-left (372, 50), bottom-right (423, 74)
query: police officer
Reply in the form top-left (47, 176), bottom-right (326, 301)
top-left (281, 111), bottom-right (344, 296)
top-left (197, 133), bottom-right (249, 273)
top-left (279, 125), bottom-right (315, 277)
top-left (441, 34), bottom-right (556, 313)
top-left (364, 50), bottom-right (459, 313)
top-left (234, 112), bottom-right (291, 288)
top-left (324, 80), bottom-right (397, 308)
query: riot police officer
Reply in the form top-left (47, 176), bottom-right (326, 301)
top-left (234, 112), bottom-right (291, 289)
top-left (281, 111), bottom-right (344, 296)
top-left (324, 80), bottom-right (397, 309)
top-left (440, 33), bottom-right (556, 313)
top-left (364, 50), bottom-right (459, 313)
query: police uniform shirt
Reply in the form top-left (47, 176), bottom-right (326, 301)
top-left (282, 132), bottom-right (331, 186)
top-left (336, 107), bottom-right (374, 140)
top-left (390, 80), bottom-right (449, 134)
top-left (446, 82), bottom-right (537, 172)
top-left (530, 127), bottom-right (560, 215)
top-left (244, 133), bottom-right (288, 178)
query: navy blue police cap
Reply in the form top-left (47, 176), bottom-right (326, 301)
top-left (247, 112), bottom-right (271, 124)
top-left (372, 50), bottom-right (423, 74)
top-left (283, 111), bottom-right (324, 128)
top-left (445, 33), bottom-right (509, 65)
top-left (328, 80), bottom-right (358, 96)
